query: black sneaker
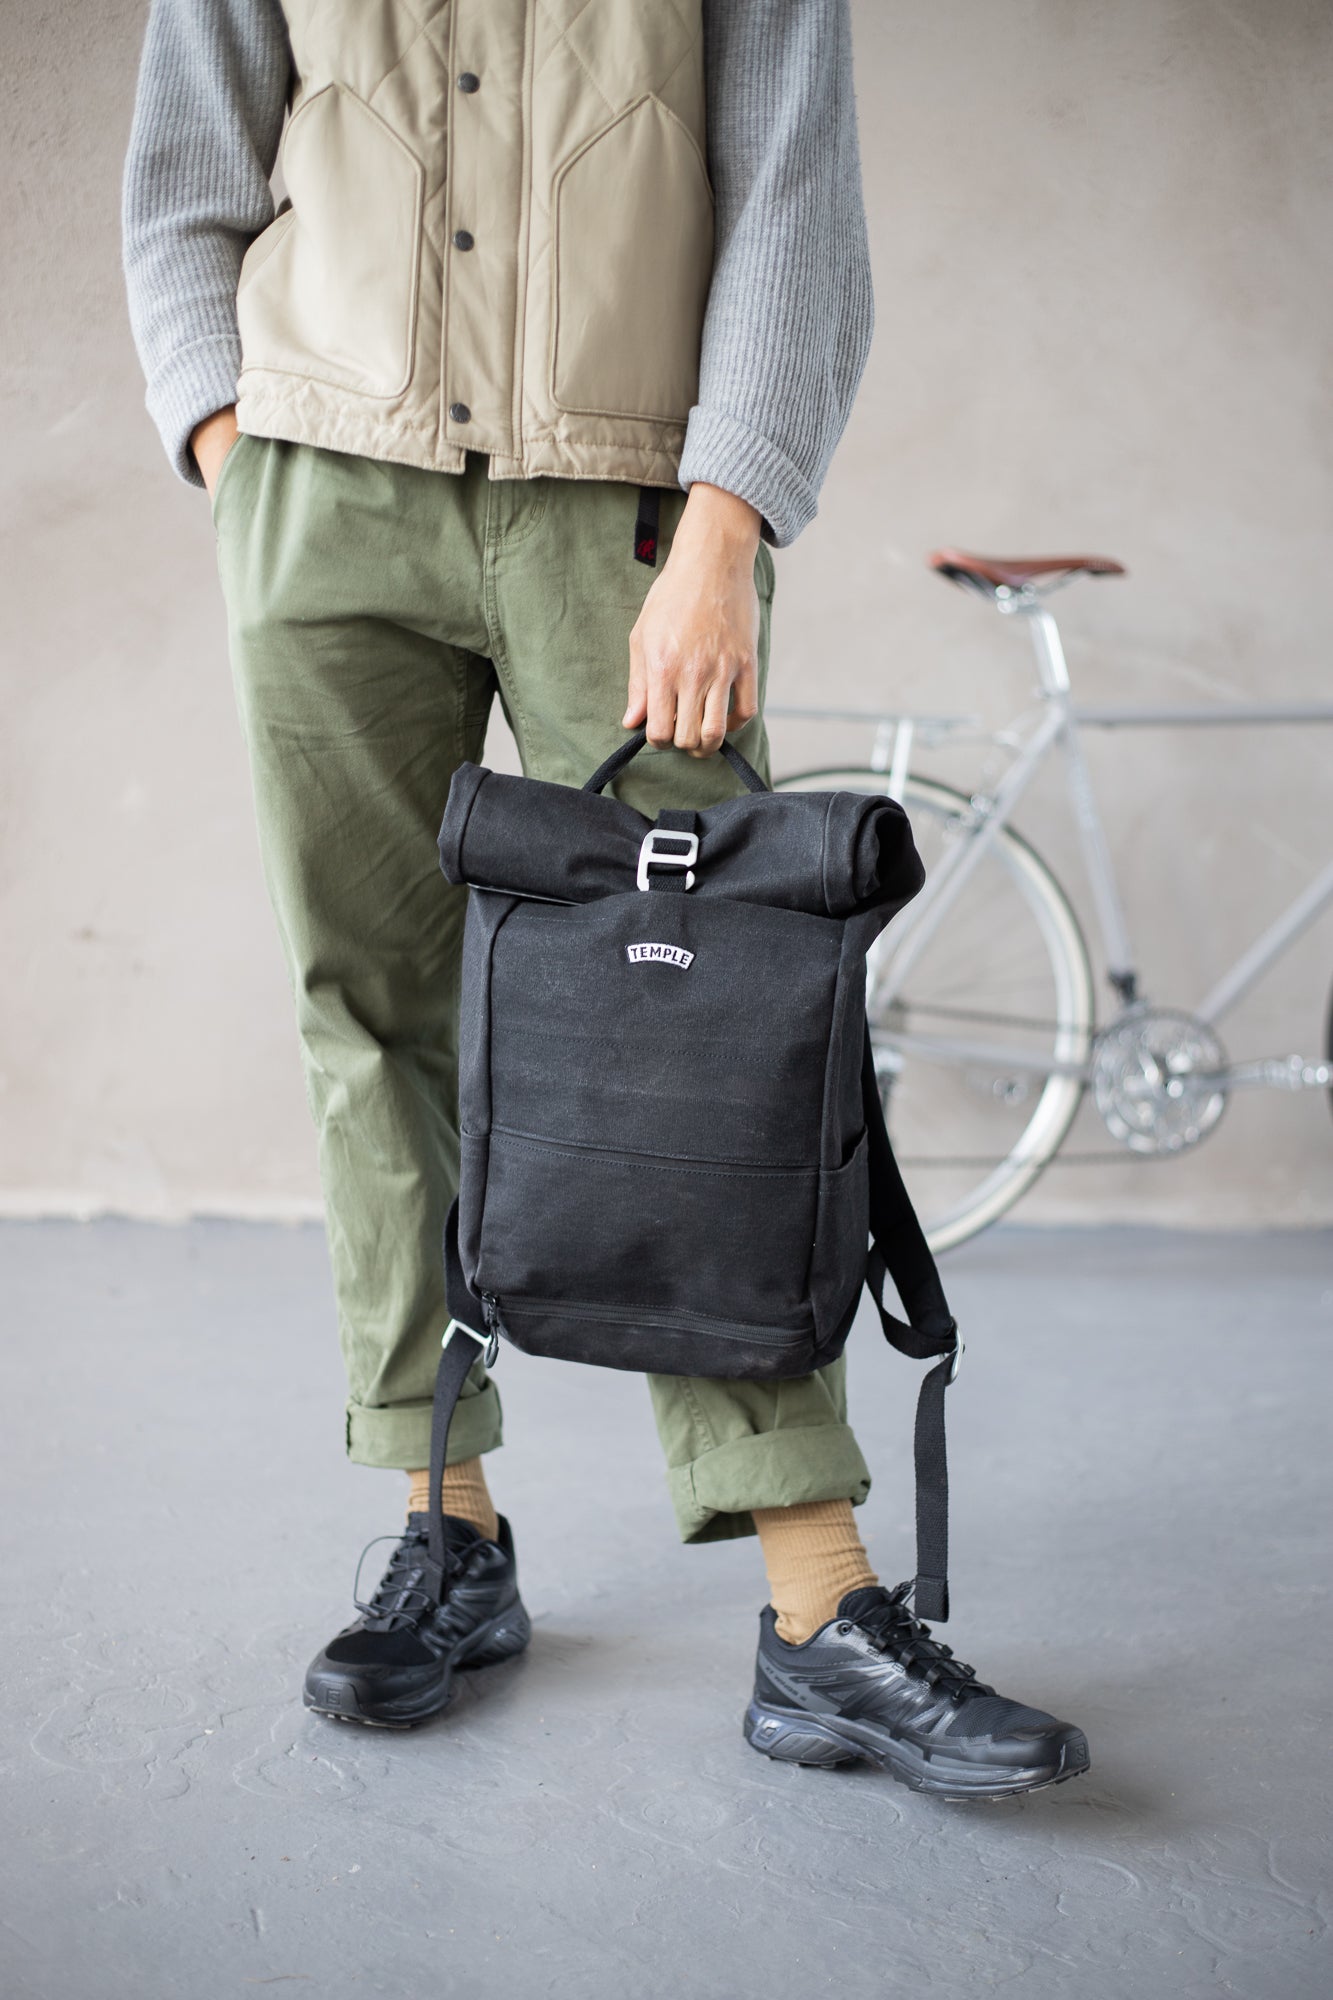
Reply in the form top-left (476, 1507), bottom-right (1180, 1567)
top-left (303, 1513), bottom-right (531, 1729)
top-left (744, 1582), bottom-right (1089, 1800)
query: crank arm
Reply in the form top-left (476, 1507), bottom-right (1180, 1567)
top-left (1196, 1054), bottom-right (1333, 1091)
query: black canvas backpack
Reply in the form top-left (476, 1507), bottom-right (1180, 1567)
top-left (425, 730), bottom-right (961, 1619)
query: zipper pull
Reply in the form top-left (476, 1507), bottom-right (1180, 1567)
top-left (480, 1293), bottom-right (504, 1366)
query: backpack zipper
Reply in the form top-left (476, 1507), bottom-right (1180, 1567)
top-left (478, 1291), bottom-right (506, 1362)
top-left (491, 1291), bottom-right (812, 1347)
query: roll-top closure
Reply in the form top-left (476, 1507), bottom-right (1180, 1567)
top-left (437, 763), bottom-right (925, 920)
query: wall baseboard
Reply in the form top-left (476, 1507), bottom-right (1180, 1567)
top-left (0, 1192), bottom-right (1328, 1231)
top-left (0, 1191), bottom-right (326, 1224)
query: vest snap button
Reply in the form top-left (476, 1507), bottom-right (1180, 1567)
top-left (449, 403), bottom-right (472, 425)
top-left (457, 71), bottom-right (480, 93)
top-left (452, 230), bottom-right (475, 252)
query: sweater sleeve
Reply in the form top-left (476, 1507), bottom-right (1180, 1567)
top-left (679, 0), bottom-right (875, 547)
top-left (122, 0), bottom-right (292, 486)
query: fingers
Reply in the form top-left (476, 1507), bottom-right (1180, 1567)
top-left (623, 632), bottom-right (648, 730)
top-left (728, 654), bottom-right (759, 731)
top-left (631, 581), bottom-right (761, 753)
top-left (640, 653), bottom-right (760, 756)
top-left (645, 650), bottom-right (680, 749)
top-left (673, 661), bottom-right (758, 757)
top-left (696, 673), bottom-right (732, 758)
top-left (672, 666), bottom-right (708, 755)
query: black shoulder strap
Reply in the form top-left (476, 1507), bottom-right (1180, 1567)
top-left (860, 1026), bottom-right (960, 1622)
top-left (424, 1203), bottom-right (496, 1589)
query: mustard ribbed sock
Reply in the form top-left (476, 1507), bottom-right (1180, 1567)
top-left (752, 1499), bottom-right (879, 1645)
top-left (406, 1458), bottom-right (499, 1542)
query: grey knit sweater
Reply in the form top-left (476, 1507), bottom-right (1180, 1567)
top-left (122, 0), bottom-right (873, 546)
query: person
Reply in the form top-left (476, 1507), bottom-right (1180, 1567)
top-left (122, 0), bottom-right (1088, 1797)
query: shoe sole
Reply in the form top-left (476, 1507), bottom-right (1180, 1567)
top-left (743, 1699), bottom-right (1090, 1802)
top-left (304, 1602), bottom-right (532, 1730)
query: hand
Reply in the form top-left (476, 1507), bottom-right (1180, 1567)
top-left (190, 405), bottom-right (240, 497)
top-left (624, 483), bottom-right (763, 758)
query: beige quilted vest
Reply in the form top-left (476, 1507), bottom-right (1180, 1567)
top-left (234, 0), bottom-right (712, 486)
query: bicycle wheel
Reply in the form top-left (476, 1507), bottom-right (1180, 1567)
top-left (776, 769), bottom-right (1095, 1251)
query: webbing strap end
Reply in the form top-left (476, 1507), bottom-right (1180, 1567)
top-left (914, 1576), bottom-right (950, 1623)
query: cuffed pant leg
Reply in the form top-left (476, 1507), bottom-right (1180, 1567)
top-left (646, 1361), bottom-right (872, 1544)
top-left (215, 440), bottom-right (504, 1471)
top-left (346, 1356), bottom-right (502, 1472)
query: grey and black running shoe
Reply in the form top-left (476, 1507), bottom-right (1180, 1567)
top-left (744, 1582), bottom-right (1089, 1800)
top-left (304, 1512), bottom-right (530, 1729)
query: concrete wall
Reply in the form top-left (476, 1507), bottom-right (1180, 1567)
top-left (3, 0), bottom-right (1331, 1226)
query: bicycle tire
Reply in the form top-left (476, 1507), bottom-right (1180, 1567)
top-left (777, 767), bottom-right (1095, 1251)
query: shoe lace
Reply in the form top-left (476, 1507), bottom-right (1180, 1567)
top-left (352, 1528), bottom-right (461, 1631)
top-left (855, 1582), bottom-right (995, 1705)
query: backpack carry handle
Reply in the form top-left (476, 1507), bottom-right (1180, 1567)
top-left (583, 727), bottom-right (769, 798)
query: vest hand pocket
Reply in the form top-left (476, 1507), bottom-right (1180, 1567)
top-left (551, 95), bottom-right (714, 426)
top-left (236, 84), bottom-right (425, 401)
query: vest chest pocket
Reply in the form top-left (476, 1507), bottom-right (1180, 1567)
top-left (551, 96), bottom-right (714, 426)
top-left (237, 83), bottom-right (424, 400)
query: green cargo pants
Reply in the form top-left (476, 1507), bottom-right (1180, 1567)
top-left (213, 436), bottom-right (871, 1542)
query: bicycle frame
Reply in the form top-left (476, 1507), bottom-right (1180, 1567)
top-left (770, 588), bottom-right (1333, 1086)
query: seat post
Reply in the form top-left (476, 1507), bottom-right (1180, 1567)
top-left (1019, 600), bottom-right (1072, 696)
top-left (1010, 597), bottom-right (1138, 989)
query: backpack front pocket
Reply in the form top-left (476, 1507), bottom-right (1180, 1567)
top-left (475, 1129), bottom-right (818, 1332)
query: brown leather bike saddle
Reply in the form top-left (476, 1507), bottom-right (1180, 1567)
top-left (929, 548), bottom-right (1126, 593)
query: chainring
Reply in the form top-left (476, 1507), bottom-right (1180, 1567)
top-left (1091, 1005), bottom-right (1228, 1155)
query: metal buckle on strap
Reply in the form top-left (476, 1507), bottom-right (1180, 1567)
top-left (637, 828), bottom-right (698, 892)
top-left (444, 1316), bottom-right (499, 1369)
top-left (948, 1339), bottom-right (965, 1384)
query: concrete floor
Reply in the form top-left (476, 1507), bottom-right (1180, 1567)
top-left (2, 1222), bottom-right (1330, 2000)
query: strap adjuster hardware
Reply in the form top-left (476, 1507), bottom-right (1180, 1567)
top-left (637, 828), bottom-right (698, 892)
top-left (948, 1339), bottom-right (965, 1384)
top-left (444, 1316), bottom-right (499, 1369)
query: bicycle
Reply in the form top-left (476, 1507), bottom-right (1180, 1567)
top-left (771, 548), bottom-right (1333, 1251)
